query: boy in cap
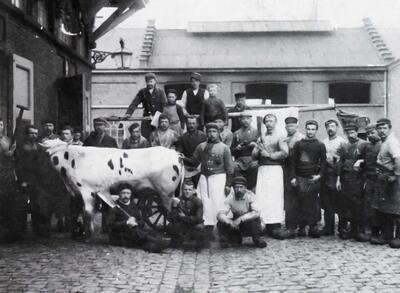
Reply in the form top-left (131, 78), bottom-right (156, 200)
top-left (228, 93), bottom-right (251, 133)
top-left (167, 179), bottom-right (209, 250)
top-left (217, 176), bottom-right (267, 248)
top-left (83, 117), bottom-right (118, 148)
top-left (374, 118), bottom-right (400, 248)
top-left (122, 123), bottom-right (150, 149)
top-left (320, 119), bottom-right (347, 236)
top-left (107, 183), bottom-right (169, 253)
top-left (231, 112), bottom-right (259, 190)
top-left (163, 89), bottom-right (186, 136)
top-left (150, 114), bottom-right (179, 149)
top-left (72, 128), bottom-right (83, 145)
top-left (201, 84), bottom-right (228, 127)
top-left (252, 113), bottom-right (288, 237)
top-left (183, 122), bottom-right (234, 238)
top-left (180, 72), bottom-right (209, 121)
top-left (337, 122), bottom-right (368, 240)
top-left (289, 120), bottom-right (326, 238)
top-left (214, 114), bottom-right (233, 147)
top-left (124, 73), bottom-right (167, 140)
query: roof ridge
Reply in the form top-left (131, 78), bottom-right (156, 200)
top-left (363, 18), bottom-right (395, 64)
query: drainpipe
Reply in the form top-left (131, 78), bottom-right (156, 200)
top-left (384, 68), bottom-right (389, 118)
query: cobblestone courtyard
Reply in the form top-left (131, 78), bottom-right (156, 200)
top-left (2, 234), bottom-right (400, 293)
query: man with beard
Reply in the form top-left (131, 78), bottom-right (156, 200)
top-left (252, 114), bottom-right (288, 237)
top-left (374, 118), bottom-right (400, 248)
top-left (217, 176), bottom-right (267, 248)
top-left (176, 116), bottom-right (207, 186)
top-left (183, 122), bottom-right (234, 239)
top-left (278, 117), bottom-right (305, 239)
top-left (83, 117), bottom-right (118, 148)
top-left (150, 114), bottom-right (179, 149)
top-left (40, 119), bottom-right (59, 142)
top-left (337, 123), bottom-right (368, 240)
top-left (228, 93), bottom-right (251, 133)
top-left (359, 124), bottom-right (382, 244)
top-left (320, 119), bottom-right (347, 236)
top-left (290, 120), bottom-right (326, 238)
top-left (108, 183), bottom-right (169, 253)
top-left (124, 73), bottom-right (167, 140)
top-left (122, 123), bottom-right (150, 149)
top-left (231, 112), bottom-right (259, 190)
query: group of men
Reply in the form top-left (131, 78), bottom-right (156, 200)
top-left (1, 71), bottom-right (400, 254)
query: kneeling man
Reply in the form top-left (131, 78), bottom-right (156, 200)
top-left (217, 176), bottom-right (267, 248)
top-left (167, 180), bottom-right (209, 250)
top-left (107, 184), bottom-right (168, 253)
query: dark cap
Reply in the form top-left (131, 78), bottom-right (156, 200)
top-left (42, 118), bottom-right (55, 125)
top-left (93, 117), bottom-right (108, 124)
top-left (144, 72), bottom-right (156, 81)
top-left (116, 182), bottom-right (134, 193)
top-left (166, 89), bottom-right (178, 96)
top-left (344, 122), bottom-right (358, 131)
top-left (305, 119), bottom-right (319, 128)
top-left (190, 72), bottom-right (202, 81)
top-left (324, 119), bottom-right (339, 127)
top-left (376, 118), bottom-right (392, 127)
top-left (285, 117), bottom-right (298, 124)
top-left (365, 123), bottom-right (376, 132)
top-left (205, 122), bottom-right (220, 132)
top-left (234, 92), bottom-right (246, 100)
top-left (232, 176), bottom-right (247, 186)
top-left (128, 122), bottom-right (140, 132)
top-left (240, 111), bottom-right (253, 118)
top-left (213, 114), bottom-right (226, 122)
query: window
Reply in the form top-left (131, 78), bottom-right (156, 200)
top-left (245, 83), bottom-right (288, 105)
top-left (329, 82), bottom-right (370, 104)
top-left (32, 0), bottom-right (48, 29)
top-left (164, 83), bottom-right (207, 100)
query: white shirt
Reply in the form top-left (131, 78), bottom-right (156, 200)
top-left (323, 135), bottom-right (346, 162)
top-left (179, 88), bottom-right (209, 109)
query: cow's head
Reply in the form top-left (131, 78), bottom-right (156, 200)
top-left (39, 138), bottom-right (68, 156)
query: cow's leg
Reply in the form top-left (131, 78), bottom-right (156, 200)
top-left (75, 188), bottom-right (96, 240)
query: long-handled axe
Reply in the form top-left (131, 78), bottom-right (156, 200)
top-left (9, 104), bottom-right (29, 149)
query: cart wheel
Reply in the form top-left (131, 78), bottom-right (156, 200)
top-left (138, 195), bottom-right (168, 232)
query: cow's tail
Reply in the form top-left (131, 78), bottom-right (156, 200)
top-left (178, 152), bottom-right (185, 197)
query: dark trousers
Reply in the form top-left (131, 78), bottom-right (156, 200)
top-left (377, 212), bottom-right (400, 240)
top-left (284, 183), bottom-right (298, 229)
top-left (363, 179), bottom-right (379, 233)
top-left (293, 177), bottom-right (321, 228)
top-left (167, 221), bottom-right (208, 246)
top-left (217, 218), bottom-right (263, 244)
top-left (320, 184), bottom-right (339, 232)
top-left (338, 179), bottom-right (364, 233)
top-left (109, 226), bottom-right (165, 252)
top-left (141, 120), bottom-right (155, 141)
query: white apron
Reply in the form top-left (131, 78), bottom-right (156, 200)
top-left (255, 165), bottom-right (284, 224)
top-left (197, 173), bottom-right (226, 226)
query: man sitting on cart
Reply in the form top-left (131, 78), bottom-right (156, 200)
top-left (107, 183), bottom-right (169, 253)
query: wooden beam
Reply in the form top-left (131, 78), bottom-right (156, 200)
top-left (93, 0), bottom-right (147, 41)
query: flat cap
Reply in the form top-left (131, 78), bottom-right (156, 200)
top-left (305, 119), bottom-right (319, 128)
top-left (190, 72), bottom-right (202, 81)
top-left (344, 122), bottom-right (358, 131)
top-left (376, 118), bottom-right (391, 127)
top-left (144, 72), bottom-right (156, 81)
top-left (234, 92), bottom-right (246, 99)
top-left (166, 89), bottom-right (178, 96)
top-left (324, 119), bottom-right (339, 127)
top-left (232, 176), bottom-right (247, 186)
top-left (285, 117), bottom-right (298, 124)
top-left (205, 122), bottom-right (220, 132)
top-left (365, 123), bottom-right (376, 132)
top-left (42, 118), bottom-right (55, 125)
top-left (93, 117), bottom-right (108, 124)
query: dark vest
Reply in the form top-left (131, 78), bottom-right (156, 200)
top-left (186, 88), bottom-right (205, 115)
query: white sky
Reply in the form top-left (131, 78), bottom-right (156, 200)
top-left (96, 0), bottom-right (400, 29)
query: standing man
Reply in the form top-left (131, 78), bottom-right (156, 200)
top-left (289, 120), bottom-right (326, 238)
top-left (231, 112), bottom-right (259, 190)
top-left (217, 176), bottom-right (267, 248)
top-left (375, 118), bottom-right (400, 248)
top-left (149, 114), bottom-right (179, 149)
top-left (180, 72), bottom-right (209, 120)
top-left (183, 122), bottom-right (234, 238)
top-left (124, 73), bottom-right (167, 140)
top-left (360, 123), bottom-right (382, 244)
top-left (122, 123), bottom-right (150, 149)
top-left (176, 116), bottom-right (207, 186)
top-left (278, 117), bottom-right (305, 239)
top-left (320, 119), bottom-right (346, 236)
top-left (252, 114), bottom-right (288, 237)
top-left (337, 123), bottom-right (368, 240)
top-left (201, 84), bottom-right (227, 127)
top-left (40, 119), bottom-right (59, 142)
top-left (228, 93), bottom-right (251, 133)
top-left (83, 117), bottom-right (118, 148)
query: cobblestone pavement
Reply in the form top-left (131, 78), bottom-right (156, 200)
top-left (2, 234), bottom-right (400, 293)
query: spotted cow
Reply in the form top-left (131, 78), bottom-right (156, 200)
top-left (39, 139), bottom-right (184, 233)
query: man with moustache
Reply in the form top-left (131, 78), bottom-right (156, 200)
top-left (83, 117), bottom-right (118, 148)
top-left (124, 73), bottom-right (167, 140)
top-left (320, 119), bottom-right (347, 236)
top-left (40, 119), bottom-right (59, 142)
top-left (228, 93), bottom-right (251, 133)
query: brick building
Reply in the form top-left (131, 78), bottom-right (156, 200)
top-left (0, 0), bottom-right (146, 138)
top-left (92, 19), bottom-right (400, 136)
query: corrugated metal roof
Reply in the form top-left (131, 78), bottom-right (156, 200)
top-left (187, 20), bottom-right (333, 33)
